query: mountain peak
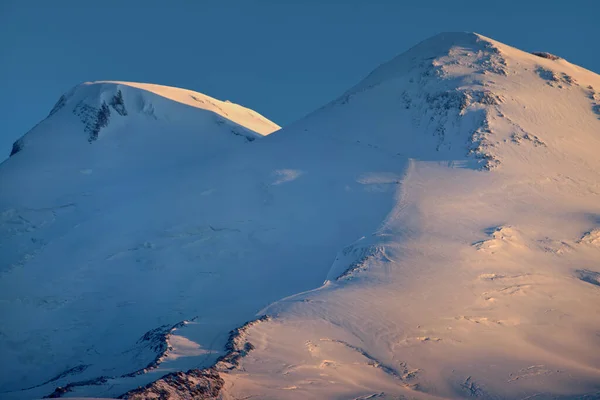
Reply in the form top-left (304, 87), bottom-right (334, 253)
top-left (412, 31), bottom-right (488, 50)
top-left (50, 81), bottom-right (280, 137)
top-left (8, 81), bottom-right (280, 159)
top-left (2, 33), bottom-right (600, 400)
top-left (297, 32), bottom-right (600, 172)
top-left (348, 32), bottom-right (504, 92)
top-left (353, 31), bottom-right (595, 91)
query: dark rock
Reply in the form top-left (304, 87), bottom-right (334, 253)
top-left (576, 269), bottom-right (600, 287)
top-left (48, 95), bottom-right (67, 117)
top-left (43, 376), bottom-right (109, 398)
top-left (9, 139), bottom-right (23, 157)
top-left (73, 101), bottom-right (112, 142)
top-left (531, 52), bottom-right (561, 61)
top-left (120, 316), bottom-right (270, 400)
top-left (110, 90), bottom-right (128, 116)
top-left (121, 369), bottom-right (224, 400)
top-left (123, 318), bottom-right (196, 378)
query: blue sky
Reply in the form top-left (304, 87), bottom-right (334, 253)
top-left (1, 0), bottom-right (598, 158)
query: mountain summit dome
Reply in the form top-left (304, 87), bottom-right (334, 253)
top-left (1, 32), bottom-right (599, 400)
top-left (9, 81), bottom-right (279, 158)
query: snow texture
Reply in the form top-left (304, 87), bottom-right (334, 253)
top-left (1, 32), bottom-right (600, 400)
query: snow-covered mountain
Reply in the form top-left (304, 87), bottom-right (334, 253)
top-left (1, 32), bottom-right (600, 399)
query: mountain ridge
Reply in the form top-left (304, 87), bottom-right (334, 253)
top-left (8, 80), bottom-right (280, 158)
top-left (1, 31), bottom-right (599, 399)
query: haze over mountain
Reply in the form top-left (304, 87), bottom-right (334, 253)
top-left (1, 32), bottom-right (599, 399)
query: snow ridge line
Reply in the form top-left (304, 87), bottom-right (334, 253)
top-left (42, 317), bottom-right (197, 398)
top-left (320, 339), bottom-right (420, 389)
top-left (120, 315), bottom-right (271, 400)
top-left (331, 158), bottom-right (414, 282)
top-left (0, 365), bottom-right (91, 394)
top-left (123, 317), bottom-right (199, 378)
top-left (335, 245), bottom-right (392, 281)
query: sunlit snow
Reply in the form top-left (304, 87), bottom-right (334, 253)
top-left (1, 32), bottom-right (599, 399)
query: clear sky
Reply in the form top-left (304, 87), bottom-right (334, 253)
top-left (1, 0), bottom-right (598, 158)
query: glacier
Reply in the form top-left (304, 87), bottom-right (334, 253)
top-left (1, 32), bottom-right (600, 399)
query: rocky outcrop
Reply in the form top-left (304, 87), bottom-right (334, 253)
top-left (531, 51), bottom-right (561, 61)
top-left (122, 369), bottom-right (224, 400)
top-left (9, 138), bottom-right (23, 157)
top-left (576, 269), bottom-right (600, 287)
top-left (121, 316), bottom-right (270, 400)
top-left (42, 318), bottom-right (194, 398)
top-left (48, 95), bottom-right (67, 117)
top-left (110, 90), bottom-right (128, 116)
top-left (44, 376), bottom-right (109, 398)
top-left (124, 318), bottom-right (197, 378)
top-left (73, 100), bottom-right (111, 142)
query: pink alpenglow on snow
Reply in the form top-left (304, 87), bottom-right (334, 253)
top-left (1, 32), bottom-right (600, 400)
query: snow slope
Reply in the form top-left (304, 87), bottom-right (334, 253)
top-left (1, 32), bottom-right (600, 399)
top-left (213, 33), bottom-right (600, 400)
top-left (0, 77), bottom-right (402, 399)
top-left (0, 81), bottom-right (282, 398)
